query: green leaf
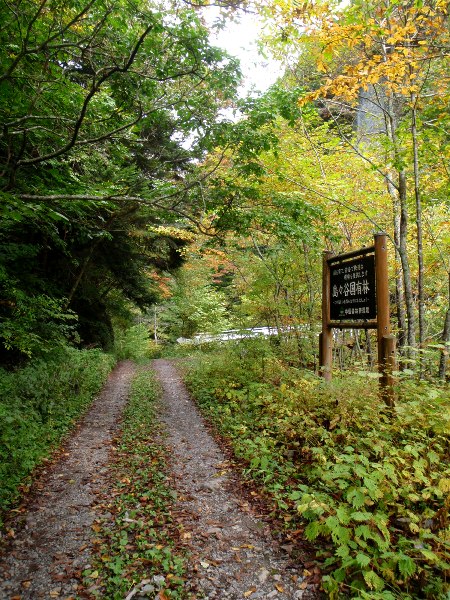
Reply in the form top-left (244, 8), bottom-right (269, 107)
top-left (335, 544), bottom-right (350, 558)
top-left (356, 552), bottom-right (371, 567)
top-left (336, 505), bottom-right (351, 524)
top-left (351, 511), bottom-right (372, 521)
top-left (420, 548), bottom-right (439, 563)
top-left (331, 525), bottom-right (350, 544)
top-left (305, 520), bottom-right (321, 540)
top-left (363, 570), bottom-right (385, 591)
top-left (397, 555), bottom-right (416, 578)
top-left (347, 488), bottom-right (366, 509)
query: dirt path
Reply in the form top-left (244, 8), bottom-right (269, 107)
top-left (0, 360), bottom-right (136, 600)
top-left (153, 359), bottom-right (317, 600)
top-left (0, 359), bottom-right (319, 600)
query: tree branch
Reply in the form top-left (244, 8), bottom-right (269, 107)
top-left (0, 0), bottom-right (97, 83)
top-left (16, 23), bottom-right (154, 167)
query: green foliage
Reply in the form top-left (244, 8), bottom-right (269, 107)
top-left (184, 343), bottom-right (450, 599)
top-left (0, 347), bottom-right (114, 519)
top-left (87, 368), bottom-right (189, 599)
top-left (114, 323), bottom-right (160, 361)
top-left (0, 289), bottom-right (78, 357)
top-left (0, 0), bottom-right (242, 363)
top-left (161, 269), bottom-right (231, 341)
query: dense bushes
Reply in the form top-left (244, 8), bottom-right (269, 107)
top-left (0, 347), bottom-right (114, 518)
top-left (113, 323), bottom-right (160, 361)
top-left (184, 341), bottom-right (450, 599)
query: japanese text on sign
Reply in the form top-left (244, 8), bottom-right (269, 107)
top-left (329, 255), bottom-right (376, 320)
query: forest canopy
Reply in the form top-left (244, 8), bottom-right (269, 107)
top-left (0, 0), bottom-right (242, 358)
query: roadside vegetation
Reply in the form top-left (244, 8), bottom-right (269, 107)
top-left (184, 340), bottom-right (450, 600)
top-left (0, 347), bottom-right (114, 523)
top-left (85, 368), bottom-right (189, 600)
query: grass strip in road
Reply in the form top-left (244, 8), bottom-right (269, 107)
top-left (85, 367), bottom-right (190, 600)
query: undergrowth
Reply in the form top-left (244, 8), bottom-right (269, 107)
top-left (114, 324), bottom-right (161, 362)
top-left (86, 367), bottom-right (189, 599)
top-left (0, 346), bottom-right (114, 521)
top-left (184, 341), bottom-right (450, 599)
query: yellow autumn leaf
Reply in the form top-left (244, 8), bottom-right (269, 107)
top-left (438, 478), bottom-right (450, 492)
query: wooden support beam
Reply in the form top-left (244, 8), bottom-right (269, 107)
top-left (381, 334), bottom-right (396, 407)
top-left (375, 233), bottom-right (395, 405)
top-left (320, 250), bottom-right (334, 380)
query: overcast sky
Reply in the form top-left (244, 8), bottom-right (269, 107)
top-left (206, 10), bottom-right (282, 96)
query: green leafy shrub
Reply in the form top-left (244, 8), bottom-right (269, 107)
top-left (0, 347), bottom-right (114, 519)
top-left (114, 324), bottom-right (160, 361)
top-left (184, 344), bottom-right (450, 599)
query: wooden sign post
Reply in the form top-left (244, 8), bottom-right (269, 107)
top-left (320, 233), bottom-right (396, 406)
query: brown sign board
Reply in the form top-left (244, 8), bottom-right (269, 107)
top-left (329, 254), bottom-right (376, 320)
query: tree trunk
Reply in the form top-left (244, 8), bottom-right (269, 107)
top-left (397, 170), bottom-right (416, 351)
top-left (411, 100), bottom-right (425, 360)
top-left (381, 73), bottom-right (416, 353)
top-left (438, 272), bottom-right (450, 379)
top-left (389, 178), bottom-right (407, 350)
top-left (64, 204), bottom-right (139, 310)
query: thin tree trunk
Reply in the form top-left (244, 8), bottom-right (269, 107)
top-left (438, 272), bottom-right (450, 379)
top-left (64, 204), bottom-right (139, 310)
top-left (397, 170), bottom-right (416, 351)
top-left (64, 245), bottom-right (96, 310)
top-left (365, 329), bottom-right (374, 368)
top-left (411, 100), bottom-right (425, 370)
top-left (389, 178), bottom-right (407, 350)
top-left (380, 38), bottom-right (416, 353)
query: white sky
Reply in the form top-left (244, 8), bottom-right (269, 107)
top-left (205, 10), bottom-right (282, 96)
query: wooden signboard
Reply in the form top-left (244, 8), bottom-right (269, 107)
top-left (330, 254), bottom-right (376, 321)
top-left (320, 233), bottom-right (395, 406)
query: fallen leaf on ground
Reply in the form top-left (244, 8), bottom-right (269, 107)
top-left (244, 587), bottom-right (257, 597)
top-left (275, 584), bottom-right (284, 592)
